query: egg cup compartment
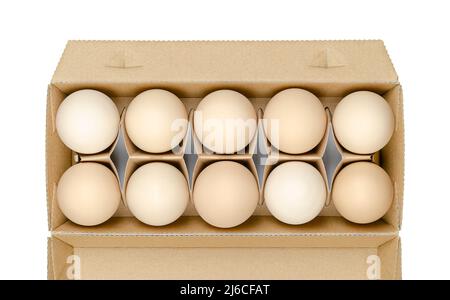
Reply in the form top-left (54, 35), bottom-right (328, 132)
top-left (47, 40), bottom-right (404, 279)
top-left (76, 109), bottom-right (126, 193)
top-left (121, 106), bottom-right (191, 185)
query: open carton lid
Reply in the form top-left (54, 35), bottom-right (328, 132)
top-left (52, 40), bottom-right (398, 96)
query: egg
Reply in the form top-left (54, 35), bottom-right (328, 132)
top-left (332, 162), bottom-right (393, 224)
top-left (264, 161), bottom-right (326, 225)
top-left (57, 163), bottom-right (121, 226)
top-left (193, 161), bottom-right (259, 228)
top-left (332, 91), bottom-right (395, 154)
top-left (194, 90), bottom-right (257, 154)
top-left (56, 89), bottom-right (120, 154)
top-left (263, 88), bottom-right (327, 154)
top-left (126, 162), bottom-right (189, 226)
top-left (125, 89), bottom-right (188, 153)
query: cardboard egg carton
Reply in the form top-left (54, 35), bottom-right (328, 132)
top-left (47, 40), bottom-right (403, 279)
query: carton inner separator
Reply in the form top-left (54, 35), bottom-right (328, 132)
top-left (47, 83), bottom-right (402, 230)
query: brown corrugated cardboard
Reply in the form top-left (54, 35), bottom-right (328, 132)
top-left (52, 216), bottom-right (396, 247)
top-left (49, 235), bottom-right (401, 279)
top-left (52, 41), bottom-right (397, 92)
top-left (47, 40), bottom-right (404, 280)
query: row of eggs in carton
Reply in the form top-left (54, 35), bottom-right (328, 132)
top-left (55, 87), bottom-right (395, 228)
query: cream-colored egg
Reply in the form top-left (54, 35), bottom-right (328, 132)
top-left (194, 90), bottom-right (257, 154)
top-left (56, 89), bottom-right (120, 154)
top-left (125, 89), bottom-right (188, 153)
top-left (332, 91), bottom-right (395, 154)
top-left (193, 161), bottom-right (259, 228)
top-left (126, 162), bottom-right (189, 226)
top-left (57, 163), bottom-right (121, 226)
top-left (264, 162), bottom-right (326, 225)
top-left (263, 88), bottom-right (327, 154)
top-left (332, 162), bottom-right (393, 224)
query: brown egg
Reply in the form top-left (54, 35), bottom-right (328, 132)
top-left (125, 89), bottom-right (188, 153)
top-left (126, 162), bottom-right (189, 226)
top-left (332, 91), bottom-right (395, 154)
top-left (57, 163), bottom-right (121, 226)
top-left (193, 161), bottom-right (259, 228)
top-left (332, 162), bottom-right (393, 224)
top-left (264, 161), bottom-right (326, 225)
top-left (194, 90), bottom-right (257, 154)
top-left (56, 89), bottom-right (120, 154)
top-left (263, 88), bottom-right (327, 154)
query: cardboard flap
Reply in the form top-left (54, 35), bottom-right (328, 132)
top-left (378, 236), bottom-right (401, 279)
top-left (48, 237), bottom-right (73, 280)
top-left (52, 40), bottom-right (398, 87)
top-left (73, 247), bottom-right (380, 280)
top-left (48, 234), bottom-right (400, 279)
top-left (52, 216), bottom-right (397, 249)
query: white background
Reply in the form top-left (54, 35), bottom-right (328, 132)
top-left (0, 0), bottom-right (448, 280)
